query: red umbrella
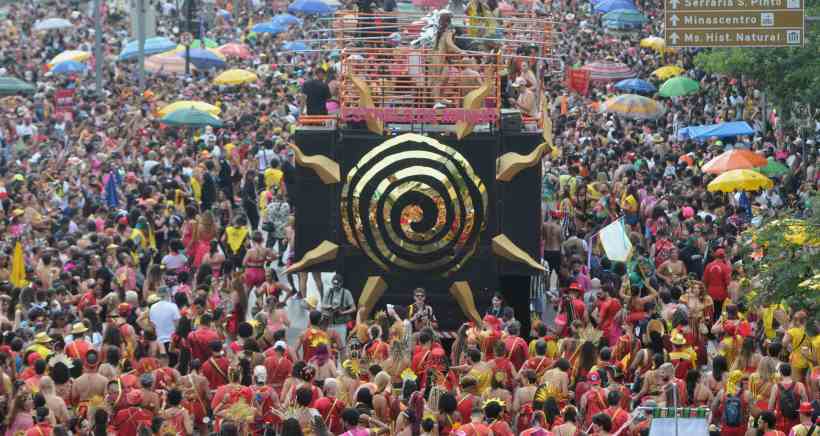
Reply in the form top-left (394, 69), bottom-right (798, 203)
top-left (582, 60), bottom-right (635, 82)
top-left (217, 43), bottom-right (252, 60)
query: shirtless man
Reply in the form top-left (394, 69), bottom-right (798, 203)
top-left (657, 248), bottom-right (687, 293)
top-left (71, 350), bottom-right (109, 421)
top-left (512, 369), bottom-right (538, 433)
top-left (542, 211), bottom-right (562, 273)
top-left (177, 359), bottom-right (210, 435)
top-left (541, 358), bottom-right (571, 402)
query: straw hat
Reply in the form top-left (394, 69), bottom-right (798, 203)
top-left (670, 331), bottom-right (686, 345)
top-left (70, 322), bottom-right (88, 335)
top-left (305, 295), bottom-right (318, 310)
top-left (33, 332), bottom-right (52, 344)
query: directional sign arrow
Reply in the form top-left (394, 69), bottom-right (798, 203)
top-left (670, 14), bottom-right (679, 26)
top-left (670, 32), bottom-right (679, 44)
top-left (670, 0), bottom-right (679, 9)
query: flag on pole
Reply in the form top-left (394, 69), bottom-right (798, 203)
top-left (599, 217), bottom-right (632, 262)
top-left (10, 241), bottom-right (29, 288)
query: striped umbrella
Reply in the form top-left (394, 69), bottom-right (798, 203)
top-left (217, 43), bottom-right (252, 60)
top-left (145, 51), bottom-right (194, 75)
top-left (602, 94), bottom-right (665, 120)
top-left (582, 61), bottom-right (635, 82)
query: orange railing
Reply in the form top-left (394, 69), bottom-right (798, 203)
top-left (338, 47), bottom-right (502, 124)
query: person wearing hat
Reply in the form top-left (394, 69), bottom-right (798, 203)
top-left (250, 366), bottom-right (279, 433)
top-left (703, 247), bottom-right (732, 316)
top-left (788, 403), bottom-right (817, 436)
top-left (669, 331), bottom-right (697, 381)
top-left (72, 349), bottom-right (108, 422)
top-left (580, 370), bottom-right (608, 428)
top-left (26, 332), bottom-right (53, 360)
top-left (64, 321), bottom-right (93, 361)
top-left (112, 389), bottom-right (155, 436)
top-left (321, 273), bottom-right (356, 349)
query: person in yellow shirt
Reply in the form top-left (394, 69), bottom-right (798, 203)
top-left (784, 310), bottom-right (810, 383)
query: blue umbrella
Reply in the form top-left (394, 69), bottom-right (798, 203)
top-left (602, 8), bottom-right (647, 28)
top-left (272, 13), bottom-right (303, 26)
top-left (594, 0), bottom-right (637, 13)
top-left (51, 60), bottom-right (87, 75)
top-left (288, 0), bottom-right (337, 15)
top-left (177, 49), bottom-right (226, 70)
top-left (118, 37), bottom-right (177, 61)
top-left (282, 41), bottom-right (310, 52)
top-left (251, 21), bottom-right (287, 34)
top-left (614, 78), bottom-right (656, 94)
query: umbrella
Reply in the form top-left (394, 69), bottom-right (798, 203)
top-left (602, 94), bottom-right (665, 120)
top-left (34, 18), bottom-right (73, 31)
top-left (145, 51), bottom-right (194, 75)
top-left (707, 169), bottom-right (773, 193)
top-left (161, 107), bottom-right (224, 128)
top-left (582, 61), bottom-right (635, 81)
top-left (0, 76), bottom-right (35, 95)
top-left (755, 157), bottom-right (790, 177)
top-left (701, 149), bottom-right (768, 174)
top-left (282, 41), bottom-right (310, 52)
top-left (50, 60), bottom-right (88, 75)
top-left (640, 36), bottom-right (667, 52)
top-left (50, 50), bottom-right (91, 66)
top-left (288, 0), bottom-right (337, 15)
top-left (602, 9), bottom-right (647, 28)
top-left (213, 69), bottom-right (258, 85)
top-left (218, 43), bottom-right (252, 60)
top-left (594, 0), bottom-right (637, 13)
top-left (188, 38), bottom-right (218, 49)
top-left (658, 76), bottom-right (700, 97)
top-left (652, 65), bottom-right (685, 80)
top-left (614, 78), bottom-right (656, 94)
top-left (272, 13), bottom-right (303, 26)
top-left (177, 48), bottom-right (226, 69)
top-left (119, 37), bottom-right (177, 61)
top-left (158, 101), bottom-right (221, 117)
top-left (251, 22), bottom-right (288, 34)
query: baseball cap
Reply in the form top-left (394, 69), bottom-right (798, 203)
top-left (274, 340), bottom-right (287, 350)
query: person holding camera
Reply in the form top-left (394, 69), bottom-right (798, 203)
top-left (321, 274), bottom-right (356, 349)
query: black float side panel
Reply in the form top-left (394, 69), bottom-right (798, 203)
top-left (497, 132), bottom-right (543, 275)
top-left (293, 129), bottom-right (338, 270)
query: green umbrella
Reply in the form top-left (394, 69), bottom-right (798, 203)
top-left (0, 76), bottom-right (35, 95)
top-left (659, 76), bottom-right (700, 97)
top-left (756, 157), bottom-right (790, 177)
top-left (190, 38), bottom-right (218, 49)
top-left (161, 107), bottom-right (223, 127)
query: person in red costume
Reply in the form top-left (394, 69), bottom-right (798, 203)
top-left (202, 341), bottom-right (230, 389)
top-left (24, 407), bottom-right (53, 436)
top-left (264, 340), bottom-right (293, 397)
top-left (703, 248), bottom-right (732, 316)
top-left (484, 398), bottom-right (514, 436)
top-left (250, 366), bottom-right (280, 435)
top-left (65, 322), bottom-right (93, 362)
top-left (503, 322), bottom-right (529, 371)
top-left (187, 312), bottom-right (221, 362)
top-left (111, 390), bottom-right (155, 436)
top-left (211, 367), bottom-right (254, 433)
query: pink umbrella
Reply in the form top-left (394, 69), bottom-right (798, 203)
top-left (217, 43), bottom-right (252, 60)
top-left (581, 60), bottom-right (635, 82)
top-left (498, 2), bottom-right (515, 14)
top-left (412, 0), bottom-right (448, 8)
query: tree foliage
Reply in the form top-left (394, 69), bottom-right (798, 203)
top-left (693, 1), bottom-right (820, 112)
top-left (743, 194), bottom-right (820, 327)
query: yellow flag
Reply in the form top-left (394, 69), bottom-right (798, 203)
top-left (10, 241), bottom-right (29, 288)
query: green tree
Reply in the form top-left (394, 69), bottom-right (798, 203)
top-left (693, 1), bottom-right (820, 114)
top-left (743, 194), bottom-right (820, 327)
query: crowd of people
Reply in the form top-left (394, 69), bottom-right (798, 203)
top-left (0, 0), bottom-right (818, 435)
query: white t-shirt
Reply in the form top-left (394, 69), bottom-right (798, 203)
top-left (161, 253), bottom-right (188, 271)
top-left (149, 300), bottom-right (181, 344)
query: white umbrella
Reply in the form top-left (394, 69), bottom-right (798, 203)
top-left (34, 18), bottom-right (74, 31)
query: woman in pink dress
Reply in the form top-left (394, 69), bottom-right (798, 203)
top-left (4, 389), bottom-right (33, 436)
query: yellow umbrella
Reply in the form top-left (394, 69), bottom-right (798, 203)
top-left (158, 101), bottom-right (221, 117)
top-left (652, 65), bottom-right (685, 80)
top-left (707, 169), bottom-right (773, 193)
top-left (49, 50), bottom-right (91, 66)
top-left (640, 36), bottom-right (665, 51)
top-left (213, 69), bottom-right (258, 85)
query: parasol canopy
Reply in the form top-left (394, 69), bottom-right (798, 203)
top-left (50, 50), bottom-right (91, 66)
top-left (158, 101), bottom-right (221, 117)
top-left (34, 18), bottom-right (73, 31)
top-left (272, 13), bottom-right (303, 26)
top-left (652, 65), bottom-right (685, 80)
top-left (176, 48), bottom-right (226, 69)
top-left (0, 76), bottom-right (36, 95)
top-left (755, 157), bottom-right (790, 177)
top-left (282, 41), bottom-right (311, 52)
top-left (582, 61), bottom-right (635, 82)
top-left (614, 78), bottom-right (656, 94)
top-left (187, 38), bottom-right (219, 49)
top-left (640, 36), bottom-right (666, 51)
top-left (50, 60), bottom-right (87, 75)
top-left (594, 0), bottom-right (637, 13)
top-left (213, 69), bottom-right (258, 85)
top-left (602, 9), bottom-right (647, 28)
top-left (707, 169), bottom-right (773, 193)
top-left (145, 51), bottom-right (193, 74)
top-left (251, 21), bottom-right (288, 34)
top-left (217, 43), bottom-right (252, 60)
top-left (658, 76), bottom-right (700, 97)
top-left (288, 0), bottom-right (338, 15)
top-left (701, 149), bottom-right (768, 174)
top-left (118, 37), bottom-right (177, 61)
top-left (161, 108), bottom-right (223, 128)
top-left (602, 94), bottom-right (665, 120)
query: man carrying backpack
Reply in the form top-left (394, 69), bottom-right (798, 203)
top-left (768, 363), bottom-right (809, 433)
top-left (710, 370), bottom-right (751, 436)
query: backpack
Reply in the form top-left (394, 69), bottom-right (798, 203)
top-left (723, 390), bottom-right (743, 427)
top-left (778, 382), bottom-right (799, 420)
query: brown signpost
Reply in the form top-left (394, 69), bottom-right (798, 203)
top-left (664, 0), bottom-right (805, 47)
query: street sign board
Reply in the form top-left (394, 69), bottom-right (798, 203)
top-left (665, 0), bottom-right (804, 47)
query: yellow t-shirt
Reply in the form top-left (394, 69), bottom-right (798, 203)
top-left (788, 327), bottom-right (809, 369)
top-left (264, 168), bottom-right (283, 191)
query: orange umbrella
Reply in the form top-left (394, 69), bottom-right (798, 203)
top-left (701, 149), bottom-right (767, 174)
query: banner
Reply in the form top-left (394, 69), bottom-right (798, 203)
top-left (566, 68), bottom-right (591, 96)
top-left (54, 88), bottom-right (76, 121)
top-left (599, 218), bottom-right (632, 262)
